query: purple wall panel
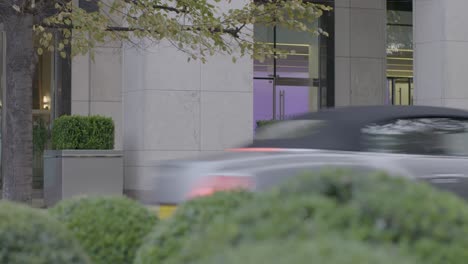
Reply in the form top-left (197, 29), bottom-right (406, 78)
top-left (275, 86), bottom-right (310, 118)
top-left (253, 73), bottom-right (310, 129)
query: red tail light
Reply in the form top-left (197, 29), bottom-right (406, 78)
top-left (188, 175), bottom-right (254, 199)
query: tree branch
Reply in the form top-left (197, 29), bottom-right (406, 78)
top-left (153, 4), bottom-right (187, 14)
top-left (106, 26), bottom-right (141, 31)
top-left (187, 24), bottom-right (247, 38)
top-left (40, 23), bottom-right (145, 32)
top-left (123, 0), bottom-right (188, 14)
top-left (41, 23), bottom-right (246, 38)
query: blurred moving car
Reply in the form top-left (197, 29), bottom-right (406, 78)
top-left (153, 105), bottom-right (468, 218)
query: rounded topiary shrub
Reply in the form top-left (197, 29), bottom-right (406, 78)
top-left (0, 201), bottom-right (89, 264)
top-left (134, 190), bottom-right (254, 264)
top-left (49, 196), bottom-right (158, 264)
top-left (197, 237), bottom-right (419, 264)
top-left (168, 170), bottom-right (468, 264)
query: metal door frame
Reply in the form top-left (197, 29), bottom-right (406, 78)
top-left (388, 77), bottom-right (413, 105)
top-left (252, 23), bottom-right (322, 120)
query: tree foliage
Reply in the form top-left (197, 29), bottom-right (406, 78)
top-left (30, 0), bottom-right (331, 61)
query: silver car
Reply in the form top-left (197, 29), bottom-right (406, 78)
top-left (152, 105), bottom-right (468, 218)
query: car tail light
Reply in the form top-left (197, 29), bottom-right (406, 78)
top-left (187, 176), bottom-right (254, 199)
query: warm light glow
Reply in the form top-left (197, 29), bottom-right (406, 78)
top-left (42, 96), bottom-right (50, 110)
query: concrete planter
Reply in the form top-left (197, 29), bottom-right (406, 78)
top-left (44, 150), bottom-right (123, 207)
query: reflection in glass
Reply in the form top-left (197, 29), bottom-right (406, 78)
top-left (255, 120), bottom-right (325, 140)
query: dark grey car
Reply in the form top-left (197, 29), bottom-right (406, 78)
top-left (152, 105), bottom-right (468, 216)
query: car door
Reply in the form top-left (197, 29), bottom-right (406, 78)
top-left (398, 155), bottom-right (468, 199)
top-left (361, 117), bottom-right (468, 199)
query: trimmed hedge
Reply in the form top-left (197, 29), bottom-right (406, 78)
top-left (0, 201), bottom-right (90, 264)
top-left (167, 170), bottom-right (468, 264)
top-left (49, 196), bottom-right (158, 264)
top-left (134, 190), bottom-right (253, 264)
top-left (197, 237), bottom-right (419, 264)
top-left (52, 115), bottom-right (114, 150)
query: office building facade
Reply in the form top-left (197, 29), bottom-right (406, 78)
top-left (1, 0), bottom-right (467, 201)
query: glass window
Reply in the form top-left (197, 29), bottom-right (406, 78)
top-left (255, 119), bottom-right (325, 140)
top-left (387, 1), bottom-right (413, 105)
top-left (33, 46), bottom-right (54, 112)
top-left (253, 1), bottom-right (334, 130)
top-left (32, 34), bottom-right (56, 189)
top-left (362, 118), bottom-right (468, 156)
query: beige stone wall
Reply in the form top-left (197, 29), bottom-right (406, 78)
top-left (414, 0), bottom-right (468, 109)
top-left (334, 0), bottom-right (387, 106)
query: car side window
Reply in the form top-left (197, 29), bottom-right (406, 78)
top-left (254, 120), bottom-right (325, 140)
top-left (361, 118), bottom-right (468, 156)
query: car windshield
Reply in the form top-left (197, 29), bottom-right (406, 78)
top-left (362, 118), bottom-right (468, 156)
top-left (254, 120), bottom-right (325, 140)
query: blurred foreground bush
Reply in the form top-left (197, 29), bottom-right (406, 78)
top-left (0, 201), bottom-right (89, 264)
top-left (49, 196), bottom-right (158, 264)
top-left (197, 237), bottom-right (419, 264)
top-left (134, 190), bottom-right (253, 264)
top-left (166, 170), bottom-right (468, 264)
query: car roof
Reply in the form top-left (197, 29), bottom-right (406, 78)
top-left (293, 105), bottom-right (468, 124)
top-left (249, 105), bottom-right (468, 151)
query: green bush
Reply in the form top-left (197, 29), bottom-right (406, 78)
top-left (197, 237), bottom-right (419, 264)
top-left (51, 115), bottom-right (114, 150)
top-left (167, 170), bottom-right (468, 264)
top-left (134, 190), bottom-right (253, 264)
top-left (274, 169), bottom-right (468, 262)
top-left (33, 118), bottom-right (49, 153)
top-left (165, 193), bottom-right (340, 264)
top-left (49, 196), bottom-right (158, 264)
top-left (0, 201), bottom-right (90, 264)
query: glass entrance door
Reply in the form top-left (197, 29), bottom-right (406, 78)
top-left (388, 77), bottom-right (413, 105)
top-left (253, 17), bottom-right (322, 128)
top-left (275, 77), bottom-right (319, 120)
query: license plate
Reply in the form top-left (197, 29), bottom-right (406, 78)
top-left (158, 205), bottom-right (177, 219)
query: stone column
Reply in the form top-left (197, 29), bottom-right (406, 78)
top-left (334, 0), bottom-right (387, 106)
top-left (122, 1), bottom-right (253, 202)
top-left (414, 0), bottom-right (468, 109)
